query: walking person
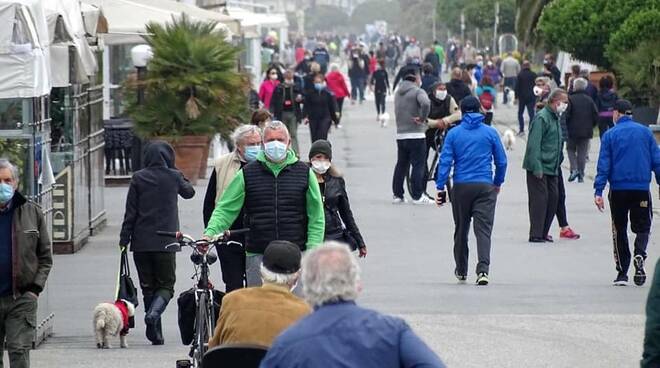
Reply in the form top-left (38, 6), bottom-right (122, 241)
top-left (392, 72), bottom-right (432, 204)
top-left (594, 100), bottom-right (660, 286)
top-left (308, 140), bottom-right (367, 258)
top-left (348, 47), bottom-right (369, 104)
top-left (523, 89), bottom-right (568, 243)
top-left (515, 61), bottom-right (537, 135)
top-left (204, 121), bottom-right (325, 287)
top-left (424, 44), bottom-right (441, 77)
top-left (119, 141), bottom-right (195, 345)
top-left (271, 70), bottom-right (304, 153)
top-left (446, 67), bottom-right (472, 105)
top-left (565, 78), bottom-right (599, 183)
top-left (325, 63), bottom-right (351, 129)
top-left (259, 67), bottom-right (281, 110)
top-left (476, 75), bottom-right (496, 126)
top-left (501, 53), bottom-right (520, 105)
top-left (0, 159), bottom-right (53, 368)
top-left (303, 73), bottom-right (338, 142)
top-left (596, 76), bottom-right (618, 138)
top-left (435, 97), bottom-right (507, 286)
top-left (420, 63), bottom-right (439, 93)
top-left (369, 59), bottom-right (390, 124)
top-left (203, 125), bottom-right (262, 292)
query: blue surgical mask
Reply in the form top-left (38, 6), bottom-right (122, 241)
top-left (314, 83), bottom-right (324, 91)
top-left (0, 183), bottom-right (14, 204)
top-left (264, 141), bottom-right (288, 162)
top-left (243, 145), bottom-right (261, 162)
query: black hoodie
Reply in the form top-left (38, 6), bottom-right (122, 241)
top-left (446, 78), bottom-right (472, 105)
top-left (119, 141), bottom-right (195, 252)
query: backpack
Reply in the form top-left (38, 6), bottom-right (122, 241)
top-left (479, 90), bottom-right (494, 110)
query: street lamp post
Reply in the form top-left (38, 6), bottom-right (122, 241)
top-left (130, 44), bottom-right (153, 172)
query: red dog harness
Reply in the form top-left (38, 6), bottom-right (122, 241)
top-left (114, 300), bottom-right (130, 336)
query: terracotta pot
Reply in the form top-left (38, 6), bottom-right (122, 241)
top-left (171, 135), bottom-right (208, 185)
top-left (198, 136), bottom-right (211, 179)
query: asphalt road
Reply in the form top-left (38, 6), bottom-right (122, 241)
top-left (25, 91), bottom-right (658, 368)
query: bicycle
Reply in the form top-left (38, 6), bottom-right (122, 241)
top-left (157, 229), bottom-right (249, 368)
top-left (405, 127), bottom-right (452, 200)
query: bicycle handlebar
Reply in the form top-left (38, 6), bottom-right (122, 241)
top-left (156, 229), bottom-right (250, 247)
top-left (156, 231), bottom-right (179, 238)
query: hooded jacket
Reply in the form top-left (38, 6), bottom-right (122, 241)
top-left (596, 89), bottom-right (618, 117)
top-left (435, 113), bottom-right (507, 189)
top-left (394, 80), bottom-right (430, 136)
top-left (119, 141), bottom-right (195, 252)
top-left (594, 116), bottom-right (660, 196)
top-left (446, 78), bottom-right (472, 104)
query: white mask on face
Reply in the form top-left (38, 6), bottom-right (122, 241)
top-left (533, 86), bottom-right (543, 96)
top-left (311, 160), bottom-right (331, 174)
top-left (556, 102), bottom-right (568, 114)
top-left (435, 90), bottom-right (448, 100)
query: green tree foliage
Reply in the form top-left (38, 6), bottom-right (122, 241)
top-left (125, 15), bottom-right (248, 139)
top-left (611, 39), bottom-right (660, 106)
top-left (305, 5), bottom-right (349, 33)
top-left (606, 9), bottom-right (660, 59)
top-left (349, 0), bottom-right (400, 32)
top-left (537, 0), bottom-right (656, 68)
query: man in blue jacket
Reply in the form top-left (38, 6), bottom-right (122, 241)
top-left (435, 96), bottom-right (508, 286)
top-left (594, 100), bottom-right (660, 286)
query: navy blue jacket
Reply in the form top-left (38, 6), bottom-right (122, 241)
top-left (436, 113), bottom-right (508, 189)
top-left (260, 301), bottom-right (445, 368)
top-left (594, 116), bottom-right (660, 196)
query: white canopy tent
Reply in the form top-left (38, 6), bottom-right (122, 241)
top-left (0, 0), bottom-right (51, 98)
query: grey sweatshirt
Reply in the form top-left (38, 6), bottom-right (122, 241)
top-left (394, 80), bottom-right (431, 136)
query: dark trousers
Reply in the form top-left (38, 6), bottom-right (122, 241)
top-left (218, 243), bottom-right (246, 293)
top-left (484, 112), bottom-right (493, 126)
top-left (335, 97), bottom-right (345, 126)
top-left (375, 91), bottom-right (386, 115)
top-left (598, 116), bottom-right (614, 138)
top-left (526, 172), bottom-right (559, 239)
top-left (0, 294), bottom-right (37, 368)
top-left (309, 118), bottom-right (332, 143)
top-left (392, 138), bottom-right (427, 200)
top-left (556, 169), bottom-right (569, 228)
top-left (609, 190), bottom-right (653, 275)
top-left (566, 138), bottom-right (590, 175)
top-left (350, 76), bottom-right (365, 101)
top-left (503, 77), bottom-right (516, 104)
top-left (451, 183), bottom-right (498, 276)
top-left (133, 252), bottom-right (176, 301)
top-left (518, 100), bottom-right (535, 133)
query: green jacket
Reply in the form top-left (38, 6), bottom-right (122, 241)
top-left (9, 191), bottom-right (53, 297)
top-left (522, 106), bottom-right (563, 176)
top-left (204, 150), bottom-right (325, 251)
top-left (644, 259), bottom-right (660, 367)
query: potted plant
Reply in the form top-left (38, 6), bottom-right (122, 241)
top-left (126, 15), bottom-right (248, 184)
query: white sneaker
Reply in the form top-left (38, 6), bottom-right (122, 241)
top-left (381, 120), bottom-right (387, 128)
top-left (411, 195), bottom-right (434, 205)
top-left (392, 196), bottom-right (406, 204)
top-left (336, 124), bottom-right (343, 129)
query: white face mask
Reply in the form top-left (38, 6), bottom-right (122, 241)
top-left (556, 102), bottom-right (568, 114)
top-left (435, 90), bottom-right (448, 100)
top-left (311, 160), bottom-right (331, 174)
top-left (533, 86), bottom-right (543, 96)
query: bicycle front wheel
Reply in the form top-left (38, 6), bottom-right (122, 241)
top-left (194, 292), bottom-right (211, 368)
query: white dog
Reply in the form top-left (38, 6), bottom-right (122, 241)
top-left (502, 129), bottom-right (516, 151)
top-left (379, 112), bottom-right (390, 128)
top-left (93, 299), bottom-right (135, 348)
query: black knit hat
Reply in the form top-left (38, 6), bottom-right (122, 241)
top-left (461, 96), bottom-right (481, 113)
top-left (263, 241), bottom-right (301, 274)
top-left (309, 139), bottom-right (332, 160)
top-left (614, 99), bottom-right (633, 115)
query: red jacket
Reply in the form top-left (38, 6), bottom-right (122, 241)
top-left (369, 56), bottom-right (378, 74)
top-left (115, 300), bottom-right (130, 335)
top-left (325, 71), bottom-right (350, 99)
top-left (259, 80), bottom-right (280, 109)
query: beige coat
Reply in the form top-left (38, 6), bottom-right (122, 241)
top-left (214, 151), bottom-right (243, 204)
top-left (208, 284), bottom-right (311, 348)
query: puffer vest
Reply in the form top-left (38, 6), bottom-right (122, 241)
top-left (243, 160), bottom-right (309, 253)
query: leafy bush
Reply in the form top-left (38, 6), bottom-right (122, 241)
top-left (611, 39), bottom-right (660, 107)
top-left (606, 9), bottom-right (660, 60)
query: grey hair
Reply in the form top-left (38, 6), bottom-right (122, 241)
top-left (302, 242), bottom-right (360, 308)
top-left (260, 264), bottom-right (299, 287)
top-left (535, 76), bottom-right (551, 85)
top-left (263, 120), bottom-right (290, 140)
top-left (573, 78), bottom-right (588, 92)
top-left (230, 124), bottom-right (261, 147)
top-left (0, 159), bottom-right (18, 182)
top-left (548, 88), bottom-right (568, 103)
top-left (330, 63), bottom-right (340, 71)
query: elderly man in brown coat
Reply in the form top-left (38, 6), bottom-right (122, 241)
top-left (208, 241), bottom-right (310, 348)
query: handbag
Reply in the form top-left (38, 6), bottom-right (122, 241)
top-left (116, 248), bottom-right (139, 309)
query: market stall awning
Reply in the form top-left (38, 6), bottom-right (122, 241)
top-left (226, 6), bottom-right (288, 32)
top-left (83, 0), bottom-right (239, 45)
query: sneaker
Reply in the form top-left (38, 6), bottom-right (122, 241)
top-left (613, 273), bottom-right (629, 286)
top-left (336, 124), bottom-right (343, 129)
top-left (577, 174), bottom-right (584, 183)
top-left (634, 255), bottom-right (647, 286)
top-left (559, 227), bottom-right (581, 240)
top-left (455, 270), bottom-right (467, 284)
top-left (476, 273), bottom-right (489, 286)
top-left (568, 171), bottom-right (579, 182)
top-left (545, 235), bottom-right (554, 243)
top-left (392, 196), bottom-right (406, 204)
top-left (411, 195), bottom-right (434, 205)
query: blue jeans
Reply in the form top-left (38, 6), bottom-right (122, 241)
top-left (392, 138), bottom-right (427, 200)
top-left (350, 76), bottom-right (365, 102)
top-left (517, 100), bottom-right (535, 133)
